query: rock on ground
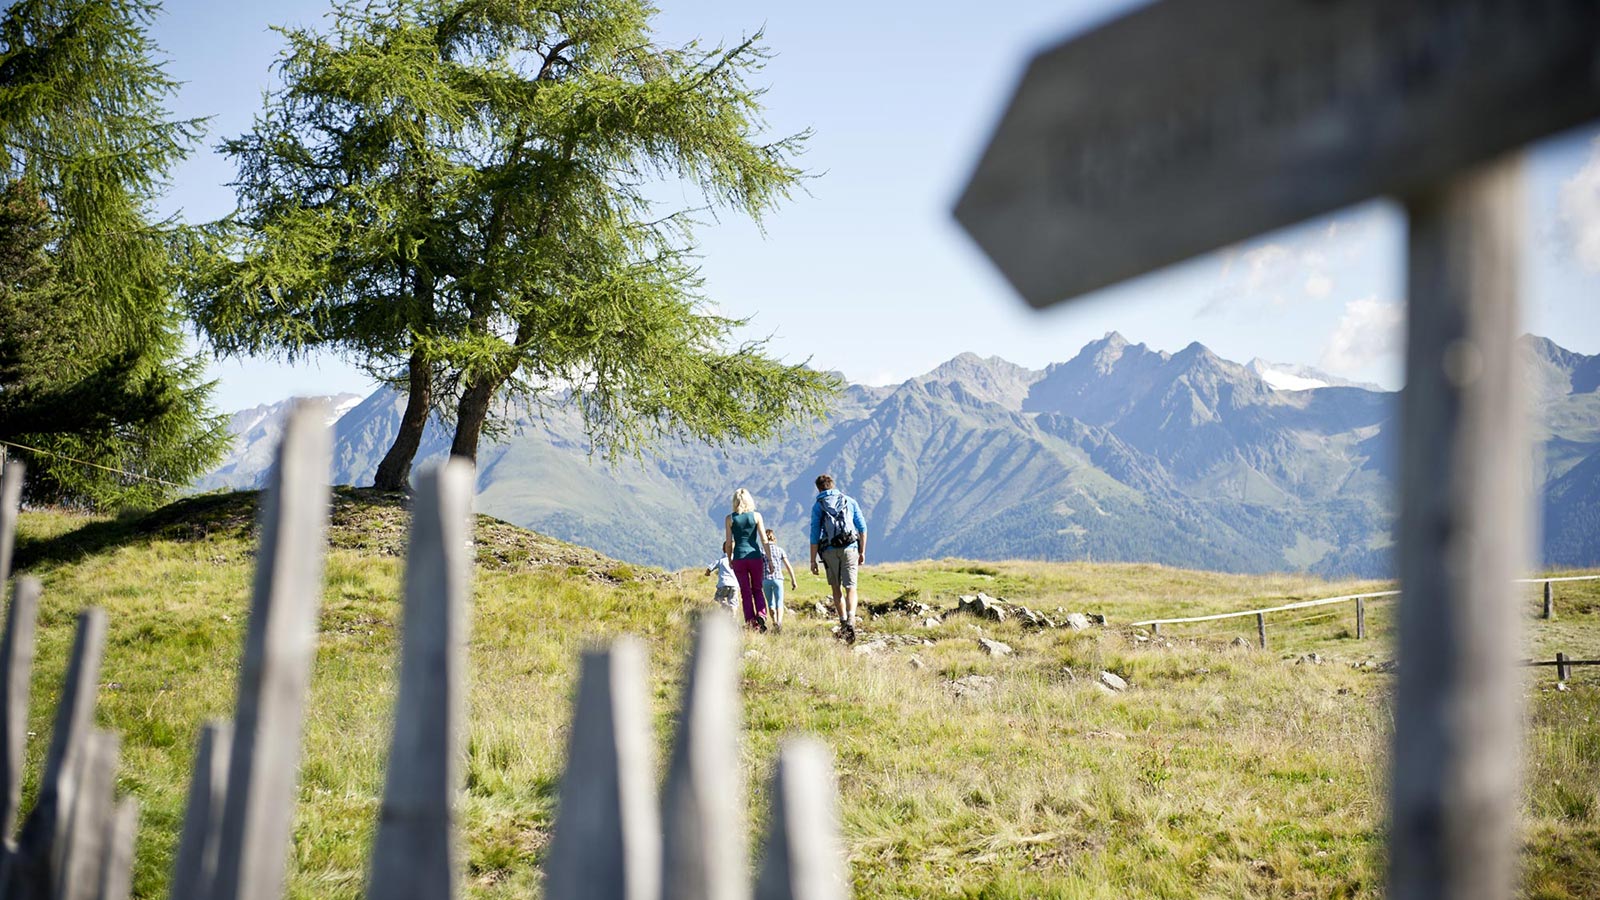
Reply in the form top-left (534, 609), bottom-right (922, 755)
top-left (1099, 670), bottom-right (1128, 692)
top-left (978, 637), bottom-right (1014, 657)
top-left (948, 674), bottom-right (999, 699)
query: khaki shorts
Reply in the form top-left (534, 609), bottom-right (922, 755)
top-left (820, 545), bottom-right (859, 590)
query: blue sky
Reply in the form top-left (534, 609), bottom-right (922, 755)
top-left (147, 0), bottom-right (1600, 411)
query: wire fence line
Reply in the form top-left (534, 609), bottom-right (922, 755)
top-left (0, 438), bottom-right (186, 489)
top-left (1129, 575), bottom-right (1600, 630)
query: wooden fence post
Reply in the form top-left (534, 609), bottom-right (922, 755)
top-left (169, 721), bottom-right (232, 900)
top-left (754, 739), bottom-right (845, 900)
top-left (1556, 652), bottom-right (1571, 682)
top-left (0, 577), bottom-right (40, 849)
top-left (544, 639), bottom-right (660, 900)
top-left (99, 798), bottom-right (138, 900)
top-left (1151, 623), bottom-right (1160, 639)
top-left (661, 613), bottom-right (745, 900)
top-left (57, 728), bottom-right (118, 900)
top-left (1356, 598), bottom-right (1367, 640)
top-left (367, 460), bottom-right (474, 900)
top-left (1542, 581), bottom-right (1554, 621)
top-left (0, 460), bottom-right (23, 590)
top-left (7, 607), bottom-right (107, 897)
top-left (211, 400), bottom-right (332, 900)
top-left (1256, 613), bottom-right (1266, 650)
top-left (1391, 158), bottom-right (1526, 900)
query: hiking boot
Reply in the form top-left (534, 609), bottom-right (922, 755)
top-left (755, 615), bottom-right (769, 634)
top-left (772, 621), bottom-right (783, 635)
top-left (839, 619), bottom-right (855, 644)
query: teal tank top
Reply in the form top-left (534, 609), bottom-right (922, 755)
top-left (730, 511), bottom-right (762, 560)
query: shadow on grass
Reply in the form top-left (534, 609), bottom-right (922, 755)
top-left (14, 490), bottom-right (265, 572)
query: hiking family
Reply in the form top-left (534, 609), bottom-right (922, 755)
top-left (704, 474), bottom-right (869, 641)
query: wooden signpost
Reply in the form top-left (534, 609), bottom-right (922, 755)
top-left (957, 2), bottom-right (1600, 898)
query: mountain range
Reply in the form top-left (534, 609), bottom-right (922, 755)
top-left (196, 334), bottom-right (1600, 576)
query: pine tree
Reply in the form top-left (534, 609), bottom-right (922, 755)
top-left (190, 0), bottom-right (836, 489)
top-left (0, 0), bottom-right (227, 506)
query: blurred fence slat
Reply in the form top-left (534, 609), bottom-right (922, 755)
top-left (545, 638), bottom-right (660, 900)
top-left (661, 613), bottom-right (745, 900)
top-left (97, 799), bottom-right (137, 900)
top-left (367, 460), bottom-right (474, 900)
top-left (211, 400), bottom-right (332, 900)
top-left (755, 739), bottom-right (845, 900)
top-left (169, 721), bottom-right (232, 900)
top-left (6, 607), bottom-right (108, 897)
top-left (59, 729), bottom-right (119, 900)
top-left (1, 577), bottom-right (41, 848)
top-left (0, 460), bottom-right (22, 589)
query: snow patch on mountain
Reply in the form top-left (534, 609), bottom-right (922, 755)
top-left (1247, 359), bottom-right (1381, 392)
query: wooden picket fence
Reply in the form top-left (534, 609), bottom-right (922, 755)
top-left (0, 401), bottom-right (847, 900)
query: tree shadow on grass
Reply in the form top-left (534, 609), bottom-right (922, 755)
top-left (14, 490), bottom-right (264, 573)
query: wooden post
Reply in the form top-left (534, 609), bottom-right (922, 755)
top-left (754, 739), bottom-right (845, 900)
top-left (57, 729), bottom-right (118, 900)
top-left (0, 460), bottom-right (23, 591)
top-left (660, 614), bottom-right (744, 900)
top-left (1542, 581), bottom-right (1554, 621)
top-left (1390, 158), bottom-right (1526, 900)
top-left (98, 798), bottom-right (138, 900)
top-left (1556, 652), bottom-right (1571, 682)
top-left (1151, 623), bottom-right (1161, 639)
top-left (544, 639), bottom-right (660, 900)
top-left (7, 608), bottom-right (107, 897)
top-left (169, 721), bottom-right (232, 900)
top-left (1356, 598), bottom-right (1367, 640)
top-left (211, 400), bottom-right (332, 900)
top-left (0, 577), bottom-right (40, 846)
top-left (367, 460), bottom-right (474, 900)
top-left (1256, 613), bottom-right (1266, 650)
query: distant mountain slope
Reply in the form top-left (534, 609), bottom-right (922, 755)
top-left (200, 334), bottom-right (1600, 574)
top-left (194, 393), bottom-right (363, 492)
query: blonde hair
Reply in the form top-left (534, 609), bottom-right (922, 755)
top-left (731, 488), bottom-right (755, 514)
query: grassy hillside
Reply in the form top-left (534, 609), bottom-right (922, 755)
top-left (9, 492), bottom-right (1600, 899)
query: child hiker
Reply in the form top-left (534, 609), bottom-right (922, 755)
top-left (762, 528), bottom-right (798, 634)
top-left (704, 542), bottom-right (738, 613)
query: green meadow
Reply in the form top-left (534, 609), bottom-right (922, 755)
top-left (10, 491), bottom-right (1600, 899)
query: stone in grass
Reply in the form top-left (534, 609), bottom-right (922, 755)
top-left (853, 639), bottom-right (889, 656)
top-left (1296, 653), bottom-right (1323, 666)
top-left (909, 655), bottom-right (926, 670)
top-left (949, 674), bottom-right (999, 699)
top-left (1063, 612), bottom-right (1093, 630)
top-left (978, 637), bottom-right (1013, 657)
top-left (1098, 670), bottom-right (1129, 692)
top-left (921, 616), bottom-right (942, 628)
top-left (1231, 636), bottom-right (1253, 649)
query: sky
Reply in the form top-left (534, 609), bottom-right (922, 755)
top-left (146, 0), bottom-right (1600, 411)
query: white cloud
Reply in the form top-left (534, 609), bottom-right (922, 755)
top-left (1304, 271), bottom-right (1333, 298)
top-left (1560, 136), bottom-right (1600, 272)
top-left (1321, 296), bottom-right (1404, 374)
top-left (1242, 244), bottom-right (1290, 291)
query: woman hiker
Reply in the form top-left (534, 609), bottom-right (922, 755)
top-left (724, 488), bottom-right (770, 632)
top-left (763, 528), bottom-right (798, 634)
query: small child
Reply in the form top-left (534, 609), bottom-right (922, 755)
top-left (704, 546), bottom-right (738, 612)
top-left (762, 528), bottom-right (798, 634)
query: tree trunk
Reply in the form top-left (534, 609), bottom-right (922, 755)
top-left (449, 374), bottom-right (500, 465)
top-left (373, 348), bottom-right (432, 491)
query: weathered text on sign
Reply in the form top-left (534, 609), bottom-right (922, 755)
top-left (955, 0), bottom-right (1600, 307)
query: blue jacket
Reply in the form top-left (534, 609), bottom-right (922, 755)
top-left (809, 489), bottom-right (867, 547)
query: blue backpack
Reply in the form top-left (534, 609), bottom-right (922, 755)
top-left (819, 494), bottom-right (858, 548)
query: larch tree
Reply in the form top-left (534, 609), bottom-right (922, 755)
top-left (0, 0), bottom-right (228, 506)
top-left (189, 0), bottom-right (836, 490)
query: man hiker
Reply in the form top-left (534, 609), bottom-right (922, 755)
top-left (809, 473), bottom-right (867, 642)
